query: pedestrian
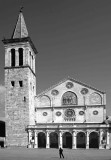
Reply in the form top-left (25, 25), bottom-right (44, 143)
top-left (59, 147), bottom-right (64, 158)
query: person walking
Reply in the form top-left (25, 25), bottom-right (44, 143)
top-left (59, 147), bottom-right (64, 158)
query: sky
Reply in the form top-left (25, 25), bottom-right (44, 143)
top-left (0, 0), bottom-right (111, 117)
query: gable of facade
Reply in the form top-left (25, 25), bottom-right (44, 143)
top-left (35, 78), bottom-right (106, 124)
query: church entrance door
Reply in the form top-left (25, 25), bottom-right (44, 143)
top-left (38, 132), bottom-right (46, 148)
top-left (77, 132), bottom-right (86, 148)
top-left (50, 132), bottom-right (58, 148)
top-left (63, 132), bottom-right (72, 148)
top-left (89, 132), bottom-right (99, 148)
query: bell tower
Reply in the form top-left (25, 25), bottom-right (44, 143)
top-left (2, 10), bottom-right (38, 146)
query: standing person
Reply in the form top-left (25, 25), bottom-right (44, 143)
top-left (59, 147), bottom-right (64, 158)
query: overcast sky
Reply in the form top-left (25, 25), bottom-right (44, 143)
top-left (0, 0), bottom-right (111, 117)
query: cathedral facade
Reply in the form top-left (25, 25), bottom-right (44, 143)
top-left (2, 11), bottom-right (110, 149)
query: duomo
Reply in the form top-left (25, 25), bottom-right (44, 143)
top-left (0, 9), bottom-right (111, 149)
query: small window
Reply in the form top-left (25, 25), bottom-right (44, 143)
top-left (19, 81), bottom-right (23, 87)
top-left (11, 81), bottom-right (15, 87)
top-left (24, 97), bottom-right (26, 102)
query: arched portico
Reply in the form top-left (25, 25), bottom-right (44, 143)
top-left (77, 132), bottom-right (86, 148)
top-left (38, 132), bottom-right (46, 148)
top-left (63, 132), bottom-right (72, 148)
top-left (50, 132), bottom-right (58, 148)
top-left (89, 132), bottom-right (99, 148)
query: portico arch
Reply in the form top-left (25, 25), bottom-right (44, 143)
top-left (89, 132), bottom-right (99, 148)
top-left (38, 132), bottom-right (46, 148)
top-left (50, 132), bottom-right (58, 148)
top-left (77, 132), bottom-right (86, 148)
top-left (63, 132), bottom-right (72, 148)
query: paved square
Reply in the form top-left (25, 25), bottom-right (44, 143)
top-left (0, 148), bottom-right (111, 160)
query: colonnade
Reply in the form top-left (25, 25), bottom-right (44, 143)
top-left (28, 129), bottom-right (110, 149)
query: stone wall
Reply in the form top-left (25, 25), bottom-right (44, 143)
top-left (5, 67), bottom-right (35, 146)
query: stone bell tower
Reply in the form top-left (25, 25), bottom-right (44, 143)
top-left (2, 9), bottom-right (38, 146)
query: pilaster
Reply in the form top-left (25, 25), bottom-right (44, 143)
top-left (99, 130), bottom-right (103, 149)
top-left (46, 130), bottom-right (50, 148)
top-left (28, 130), bottom-right (32, 148)
top-left (34, 130), bottom-right (38, 148)
top-left (72, 130), bottom-right (76, 149)
top-left (59, 130), bottom-right (62, 148)
top-left (106, 129), bottom-right (110, 149)
top-left (86, 131), bottom-right (89, 149)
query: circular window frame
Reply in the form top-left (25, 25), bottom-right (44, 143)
top-left (43, 112), bottom-right (48, 116)
top-left (64, 109), bottom-right (75, 118)
top-left (66, 82), bottom-right (74, 89)
top-left (51, 89), bottom-right (59, 96)
top-left (81, 88), bottom-right (89, 95)
top-left (56, 111), bottom-right (62, 116)
top-left (93, 110), bottom-right (98, 115)
top-left (79, 111), bottom-right (84, 115)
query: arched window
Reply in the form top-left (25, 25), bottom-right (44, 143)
top-left (19, 48), bottom-right (23, 66)
top-left (39, 95), bottom-right (51, 107)
top-left (89, 92), bottom-right (102, 105)
top-left (62, 91), bottom-right (77, 105)
top-left (11, 49), bottom-right (15, 67)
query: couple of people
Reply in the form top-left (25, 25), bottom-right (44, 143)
top-left (59, 147), bottom-right (64, 158)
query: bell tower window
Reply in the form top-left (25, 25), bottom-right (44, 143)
top-left (19, 81), bottom-right (23, 87)
top-left (11, 49), bottom-right (15, 67)
top-left (11, 81), bottom-right (15, 87)
top-left (19, 48), bottom-right (23, 66)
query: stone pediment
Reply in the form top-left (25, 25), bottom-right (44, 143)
top-left (35, 77), bottom-right (105, 108)
top-left (36, 77), bottom-right (105, 98)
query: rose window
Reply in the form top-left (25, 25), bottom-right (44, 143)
top-left (64, 109), bottom-right (75, 118)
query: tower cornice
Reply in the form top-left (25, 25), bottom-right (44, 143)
top-left (2, 37), bottom-right (38, 55)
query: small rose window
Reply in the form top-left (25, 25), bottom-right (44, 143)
top-left (65, 109), bottom-right (75, 118)
top-left (51, 89), bottom-right (59, 96)
top-left (43, 112), bottom-right (48, 116)
top-left (56, 111), bottom-right (61, 116)
top-left (93, 110), bottom-right (98, 115)
top-left (79, 111), bottom-right (84, 115)
top-left (66, 82), bottom-right (73, 89)
top-left (81, 88), bottom-right (89, 95)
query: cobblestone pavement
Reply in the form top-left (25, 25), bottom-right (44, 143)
top-left (0, 148), bottom-right (111, 160)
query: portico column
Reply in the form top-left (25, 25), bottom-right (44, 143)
top-left (34, 130), bottom-right (38, 148)
top-left (72, 130), bottom-right (76, 149)
top-left (106, 129), bottom-right (110, 149)
top-left (46, 130), bottom-right (50, 148)
top-left (28, 130), bottom-right (32, 148)
top-left (99, 130), bottom-right (103, 149)
top-left (86, 131), bottom-right (89, 149)
top-left (59, 130), bottom-right (62, 148)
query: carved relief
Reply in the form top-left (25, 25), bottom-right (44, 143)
top-left (62, 91), bottom-right (77, 105)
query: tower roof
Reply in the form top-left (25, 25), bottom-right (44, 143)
top-left (12, 10), bottom-right (28, 39)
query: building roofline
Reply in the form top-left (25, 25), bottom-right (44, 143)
top-left (2, 37), bottom-right (38, 54)
top-left (36, 76), bottom-right (105, 98)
